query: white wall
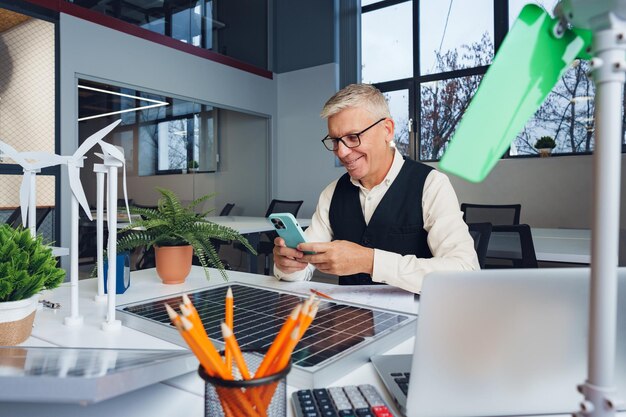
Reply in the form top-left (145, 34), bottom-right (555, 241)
top-left (58, 14), bottom-right (278, 259)
top-left (275, 63), bottom-right (342, 217)
top-left (215, 109), bottom-right (269, 216)
top-left (442, 154), bottom-right (626, 231)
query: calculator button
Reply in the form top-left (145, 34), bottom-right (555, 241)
top-left (355, 408), bottom-right (374, 417)
top-left (338, 411), bottom-right (356, 417)
top-left (371, 405), bottom-right (392, 417)
top-left (321, 411), bottom-right (338, 417)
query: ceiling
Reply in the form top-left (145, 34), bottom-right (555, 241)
top-left (0, 8), bottom-right (30, 34)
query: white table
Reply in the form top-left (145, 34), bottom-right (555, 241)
top-left (487, 227), bottom-right (591, 264)
top-left (4, 267), bottom-right (409, 417)
top-left (206, 216), bottom-right (312, 273)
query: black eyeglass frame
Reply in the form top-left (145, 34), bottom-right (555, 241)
top-left (321, 118), bottom-right (387, 151)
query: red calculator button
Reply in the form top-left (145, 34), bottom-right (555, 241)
top-left (372, 405), bottom-right (392, 417)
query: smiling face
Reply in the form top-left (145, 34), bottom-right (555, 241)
top-left (328, 107), bottom-right (395, 189)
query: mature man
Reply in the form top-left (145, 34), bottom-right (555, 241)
top-left (273, 84), bottom-right (478, 294)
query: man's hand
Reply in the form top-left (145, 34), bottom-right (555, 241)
top-left (298, 240), bottom-right (374, 276)
top-left (273, 237), bottom-right (308, 273)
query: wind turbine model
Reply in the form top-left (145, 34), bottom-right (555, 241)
top-left (93, 137), bottom-right (131, 331)
top-left (440, 2), bottom-right (624, 417)
top-left (0, 143), bottom-right (65, 237)
top-left (63, 119), bottom-right (122, 327)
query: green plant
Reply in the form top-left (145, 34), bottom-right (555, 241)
top-left (116, 188), bottom-right (256, 280)
top-left (0, 225), bottom-right (65, 302)
top-left (188, 160), bottom-right (199, 169)
top-left (534, 136), bottom-right (556, 149)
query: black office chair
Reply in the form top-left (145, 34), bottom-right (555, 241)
top-left (486, 224), bottom-right (538, 269)
top-left (461, 203), bottom-right (521, 225)
top-left (234, 199), bottom-right (304, 275)
top-left (219, 203), bottom-right (235, 216)
top-left (467, 222), bottom-right (492, 269)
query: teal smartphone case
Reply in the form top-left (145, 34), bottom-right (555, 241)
top-left (268, 213), bottom-right (308, 250)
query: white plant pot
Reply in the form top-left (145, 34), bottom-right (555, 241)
top-left (0, 294), bottom-right (39, 346)
top-left (538, 148), bottom-right (553, 157)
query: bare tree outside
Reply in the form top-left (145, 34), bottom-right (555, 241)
top-left (419, 33), bottom-right (491, 160)
top-left (512, 59), bottom-right (596, 155)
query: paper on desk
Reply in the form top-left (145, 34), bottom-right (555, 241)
top-left (285, 283), bottom-right (418, 314)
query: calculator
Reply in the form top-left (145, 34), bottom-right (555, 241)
top-left (292, 384), bottom-right (394, 417)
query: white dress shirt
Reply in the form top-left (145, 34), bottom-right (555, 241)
top-left (274, 148), bottom-right (479, 294)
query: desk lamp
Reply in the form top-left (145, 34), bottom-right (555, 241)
top-left (439, 2), bottom-right (624, 417)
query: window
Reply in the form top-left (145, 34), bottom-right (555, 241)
top-left (0, 3), bottom-right (59, 243)
top-left (78, 79), bottom-right (218, 177)
top-left (361, 0), bottom-right (613, 160)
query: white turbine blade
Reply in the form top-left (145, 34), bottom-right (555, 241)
top-left (100, 141), bottom-right (132, 222)
top-left (19, 172), bottom-right (31, 227)
top-left (0, 140), bottom-right (30, 168)
top-left (68, 165), bottom-right (93, 221)
top-left (20, 151), bottom-right (67, 169)
top-left (74, 119), bottom-right (122, 159)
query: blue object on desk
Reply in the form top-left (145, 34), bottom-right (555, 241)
top-left (103, 252), bottom-right (130, 294)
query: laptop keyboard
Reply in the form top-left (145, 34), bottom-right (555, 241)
top-left (292, 384), bottom-right (394, 417)
top-left (391, 372), bottom-right (411, 395)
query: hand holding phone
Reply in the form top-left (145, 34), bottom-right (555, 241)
top-left (268, 213), bottom-right (313, 254)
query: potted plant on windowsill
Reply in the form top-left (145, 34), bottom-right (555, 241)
top-left (116, 187), bottom-right (256, 284)
top-left (534, 136), bottom-right (556, 157)
top-left (188, 160), bottom-right (199, 173)
top-left (0, 225), bottom-right (66, 345)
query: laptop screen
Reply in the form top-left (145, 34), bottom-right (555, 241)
top-left (405, 267), bottom-right (626, 417)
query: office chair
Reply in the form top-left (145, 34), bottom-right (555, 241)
top-left (486, 224), bottom-right (538, 269)
top-left (467, 222), bottom-right (492, 269)
top-left (219, 202), bottom-right (235, 216)
top-left (461, 203), bottom-right (521, 225)
top-left (234, 199), bottom-right (304, 275)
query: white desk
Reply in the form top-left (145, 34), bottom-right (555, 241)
top-left (4, 267), bottom-right (409, 417)
top-left (206, 216), bottom-right (312, 273)
top-left (487, 227), bottom-right (591, 264)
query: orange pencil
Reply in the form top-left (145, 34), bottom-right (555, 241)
top-left (225, 287), bottom-right (234, 371)
top-left (220, 322), bottom-right (250, 379)
top-left (255, 303), bottom-right (302, 378)
top-left (179, 316), bottom-right (231, 379)
top-left (298, 301), bottom-right (319, 340)
top-left (261, 326), bottom-right (301, 407)
top-left (221, 322), bottom-right (268, 417)
top-left (181, 293), bottom-right (209, 340)
top-left (310, 288), bottom-right (334, 300)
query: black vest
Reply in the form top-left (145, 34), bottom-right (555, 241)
top-left (329, 158), bottom-right (433, 285)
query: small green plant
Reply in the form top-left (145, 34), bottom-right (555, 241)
top-left (0, 225), bottom-right (65, 302)
top-left (188, 160), bottom-right (199, 169)
top-left (534, 136), bottom-right (556, 149)
top-left (116, 187), bottom-right (256, 280)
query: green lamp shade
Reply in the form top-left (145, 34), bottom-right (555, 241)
top-left (439, 4), bottom-right (590, 182)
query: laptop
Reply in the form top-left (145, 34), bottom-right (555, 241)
top-left (371, 267), bottom-right (626, 417)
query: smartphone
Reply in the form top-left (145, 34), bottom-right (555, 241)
top-left (268, 213), bottom-right (312, 253)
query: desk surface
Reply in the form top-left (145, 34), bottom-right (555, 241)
top-left (206, 215), bottom-right (311, 234)
top-left (488, 227), bottom-right (591, 264)
top-left (4, 267), bottom-right (410, 417)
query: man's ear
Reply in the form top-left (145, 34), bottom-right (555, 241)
top-left (383, 118), bottom-right (395, 144)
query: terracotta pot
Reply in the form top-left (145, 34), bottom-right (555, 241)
top-left (155, 245), bottom-right (193, 284)
top-left (0, 294), bottom-right (39, 346)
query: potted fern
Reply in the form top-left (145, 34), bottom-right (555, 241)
top-left (116, 187), bottom-right (255, 284)
top-left (0, 225), bottom-right (65, 345)
top-left (534, 136), bottom-right (556, 157)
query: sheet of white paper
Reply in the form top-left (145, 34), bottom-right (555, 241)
top-left (281, 282), bottom-right (418, 314)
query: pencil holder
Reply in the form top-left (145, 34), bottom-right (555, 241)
top-left (198, 351), bottom-right (291, 417)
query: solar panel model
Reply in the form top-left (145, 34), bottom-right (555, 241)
top-left (117, 283), bottom-right (417, 387)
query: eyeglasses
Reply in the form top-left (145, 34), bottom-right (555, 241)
top-left (321, 118), bottom-right (386, 151)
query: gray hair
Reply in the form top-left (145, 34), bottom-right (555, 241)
top-left (320, 84), bottom-right (391, 120)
